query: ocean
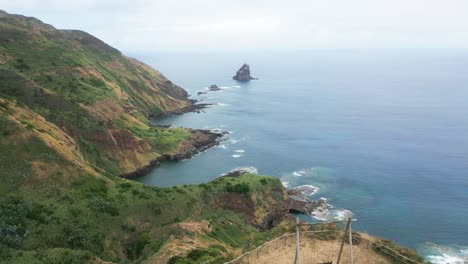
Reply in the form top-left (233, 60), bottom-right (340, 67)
top-left (129, 49), bottom-right (468, 263)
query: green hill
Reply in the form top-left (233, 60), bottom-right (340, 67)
top-left (0, 10), bottom-right (203, 181)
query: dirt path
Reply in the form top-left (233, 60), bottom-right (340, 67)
top-left (235, 234), bottom-right (391, 264)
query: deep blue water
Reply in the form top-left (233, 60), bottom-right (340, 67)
top-left (130, 50), bottom-right (468, 262)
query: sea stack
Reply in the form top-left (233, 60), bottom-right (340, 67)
top-left (233, 64), bottom-right (256, 81)
top-left (209, 84), bottom-right (221, 91)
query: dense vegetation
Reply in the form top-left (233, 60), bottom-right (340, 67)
top-left (0, 173), bottom-right (291, 264)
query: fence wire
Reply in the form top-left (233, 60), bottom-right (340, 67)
top-left (223, 222), bottom-right (424, 264)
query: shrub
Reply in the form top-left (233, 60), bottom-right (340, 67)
top-left (14, 58), bottom-right (30, 70)
top-left (88, 77), bottom-right (105, 87)
top-left (126, 233), bottom-right (151, 259)
top-left (87, 198), bottom-right (119, 216)
top-left (121, 224), bottom-right (137, 232)
top-left (0, 196), bottom-right (51, 248)
top-left (225, 183), bottom-right (250, 195)
top-left (168, 247), bottom-right (227, 264)
top-left (117, 182), bottom-right (132, 191)
top-left (59, 224), bottom-right (104, 253)
top-left (37, 248), bottom-right (92, 264)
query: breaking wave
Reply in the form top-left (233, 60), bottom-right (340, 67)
top-left (291, 184), bottom-right (319, 196)
top-left (220, 85), bottom-right (241, 89)
top-left (421, 243), bottom-right (468, 264)
top-left (312, 207), bottom-right (353, 222)
top-left (281, 167), bottom-right (353, 222)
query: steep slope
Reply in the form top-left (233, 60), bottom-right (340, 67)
top-left (0, 10), bottom-right (210, 178)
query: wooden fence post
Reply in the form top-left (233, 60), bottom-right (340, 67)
top-left (294, 217), bottom-right (301, 264)
top-left (336, 218), bottom-right (352, 264)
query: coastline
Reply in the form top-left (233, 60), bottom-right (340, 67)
top-left (121, 128), bottom-right (224, 179)
top-left (150, 100), bottom-right (214, 118)
top-left (121, 100), bottom-right (224, 179)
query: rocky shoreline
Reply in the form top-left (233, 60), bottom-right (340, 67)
top-left (121, 97), bottom-right (224, 179)
top-left (149, 100), bottom-right (213, 118)
top-left (222, 168), bottom-right (330, 217)
top-left (166, 101), bottom-right (213, 115)
top-left (121, 129), bottom-right (225, 179)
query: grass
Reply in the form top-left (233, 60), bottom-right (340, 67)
top-left (127, 124), bottom-right (191, 152)
top-left (372, 239), bottom-right (427, 264)
top-left (0, 12), bottom-right (195, 176)
top-left (0, 173), bottom-right (290, 264)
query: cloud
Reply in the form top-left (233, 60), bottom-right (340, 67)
top-left (1, 0), bottom-right (468, 51)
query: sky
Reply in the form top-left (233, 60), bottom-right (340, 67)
top-left (1, 0), bottom-right (468, 52)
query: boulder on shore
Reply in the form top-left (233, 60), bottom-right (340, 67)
top-left (233, 64), bottom-right (256, 81)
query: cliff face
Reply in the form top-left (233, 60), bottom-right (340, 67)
top-left (0, 10), bottom-right (203, 179)
top-left (233, 63), bottom-right (256, 81)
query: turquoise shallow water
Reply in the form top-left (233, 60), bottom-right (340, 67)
top-left (130, 50), bottom-right (468, 262)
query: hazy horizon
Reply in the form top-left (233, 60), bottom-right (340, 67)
top-left (1, 0), bottom-right (468, 53)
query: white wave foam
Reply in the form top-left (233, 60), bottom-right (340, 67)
top-left (232, 154), bottom-right (243, 158)
top-left (293, 184), bottom-right (319, 196)
top-left (333, 209), bottom-right (354, 221)
top-left (311, 210), bottom-right (329, 221)
top-left (234, 149), bottom-right (245, 153)
top-left (216, 103), bottom-right (229, 107)
top-left (423, 243), bottom-right (468, 264)
top-left (427, 254), bottom-right (464, 264)
top-left (293, 171), bottom-right (303, 177)
top-left (220, 85), bottom-right (241, 89)
top-left (229, 137), bottom-right (247, 144)
top-left (292, 168), bottom-right (317, 177)
top-left (218, 144), bottom-right (228, 149)
top-left (311, 204), bottom-right (353, 222)
top-left (223, 166), bottom-right (258, 176)
top-left (210, 128), bottom-right (223, 133)
top-left (310, 198), bottom-right (331, 221)
top-left (281, 180), bottom-right (290, 188)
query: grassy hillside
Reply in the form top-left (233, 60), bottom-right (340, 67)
top-left (0, 10), bottom-right (200, 177)
top-left (0, 173), bottom-right (293, 264)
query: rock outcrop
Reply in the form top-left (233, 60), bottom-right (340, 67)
top-left (287, 188), bottom-right (329, 215)
top-left (233, 64), bottom-right (256, 81)
top-left (288, 196), bottom-right (329, 215)
top-left (223, 167), bottom-right (259, 177)
top-left (121, 129), bottom-right (224, 179)
top-left (208, 84), bottom-right (221, 91)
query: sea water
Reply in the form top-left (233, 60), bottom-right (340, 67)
top-left (131, 50), bottom-right (468, 262)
